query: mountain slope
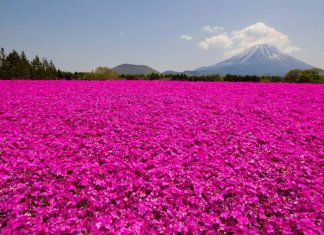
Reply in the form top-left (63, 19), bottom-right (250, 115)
top-left (112, 64), bottom-right (159, 75)
top-left (195, 44), bottom-right (313, 76)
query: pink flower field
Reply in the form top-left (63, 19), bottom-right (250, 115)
top-left (0, 80), bottom-right (323, 234)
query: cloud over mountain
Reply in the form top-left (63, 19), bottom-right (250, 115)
top-left (199, 22), bottom-right (300, 56)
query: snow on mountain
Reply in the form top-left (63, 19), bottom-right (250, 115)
top-left (195, 44), bottom-right (313, 76)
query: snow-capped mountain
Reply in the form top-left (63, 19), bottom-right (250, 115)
top-left (195, 44), bottom-right (313, 76)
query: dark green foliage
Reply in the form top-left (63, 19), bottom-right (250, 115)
top-left (147, 73), bottom-right (162, 80)
top-left (54, 70), bottom-right (74, 80)
top-left (0, 48), bottom-right (6, 78)
top-left (39, 59), bottom-right (57, 79)
top-left (4, 50), bottom-right (21, 79)
top-left (269, 76), bottom-right (283, 82)
top-left (0, 48), bottom-right (5, 65)
top-left (31, 56), bottom-right (44, 79)
top-left (283, 69), bottom-right (302, 83)
top-left (173, 74), bottom-right (222, 82)
top-left (0, 48), bottom-right (78, 80)
top-left (48, 60), bottom-right (57, 79)
top-left (299, 69), bottom-right (320, 83)
top-left (224, 74), bottom-right (261, 82)
top-left (120, 73), bottom-right (223, 82)
top-left (0, 48), bottom-right (61, 79)
top-left (284, 68), bottom-right (324, 83)
top-left (20, 51), bottom-right (31, 79)
top-left (119, 74), bottom-right (146, 80)
top-left (78, 67), bottom-right (119, 80)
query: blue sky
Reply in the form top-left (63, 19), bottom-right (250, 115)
top-left (1, 0), bottom-right (323, 72)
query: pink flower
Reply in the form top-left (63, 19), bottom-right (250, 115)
top-left (0, 81), bottom-right (322, 233)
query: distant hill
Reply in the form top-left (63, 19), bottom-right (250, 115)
top-left (194, 44), bottom-right (313, 76)
top-left (112, 64), bottom-right (159, 75)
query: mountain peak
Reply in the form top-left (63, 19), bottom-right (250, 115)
top-left (233, 44), bottom-right (284, 62)
top-left (195, 44), bottom-right (312, 76)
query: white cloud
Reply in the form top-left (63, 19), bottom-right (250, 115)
top-left (198, 33), bottom-right (232, 50)
top-left (202, 25), bottom-right (224, 34)
top-left (199, 22), bottom-right (300, 56)
top-left (180, 34), bottom-right (193, 41)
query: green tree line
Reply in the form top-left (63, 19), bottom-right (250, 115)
top-left (1, 48), bottom-right (323, 83)
top-left (0, 48), bottom-right (119, 80)
top-left (121, 73), bottom-right (324, 83)
top-left (283, 69), bottom-right (324, 83)
top-left (0, 48), bottom-right (58, 79)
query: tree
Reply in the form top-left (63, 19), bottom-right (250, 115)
top-left (95, 67), bottom-right (111, 74)
top-left (5, 50), bottom-right (21, 79)
top-left (20, 51), bottom-right (31, 78)
top-left (0, 48), bottom-right (6, 78)
top-left (0, 48), bottom-right (60, 79)
top-left (31, 55), bottom-right (44, 79)
top-left (298, 69), bottom-right (320, 83)
top-left (95, 66), bottom-right (119, 79)
top-left (0, 48), bottom-right (5, 66)
top-left (147, 73), bottom-right (160, 80)
top-left (56, 69), bottom-right (64, 79)
top-left (283, 69), bottom-right (302, 83)
top-left (80, 66), bottom-right (119, 80)
top-left (48, 60), bottom-right (57, 79)
top-left (42, 58), bottom-right (51, 79)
